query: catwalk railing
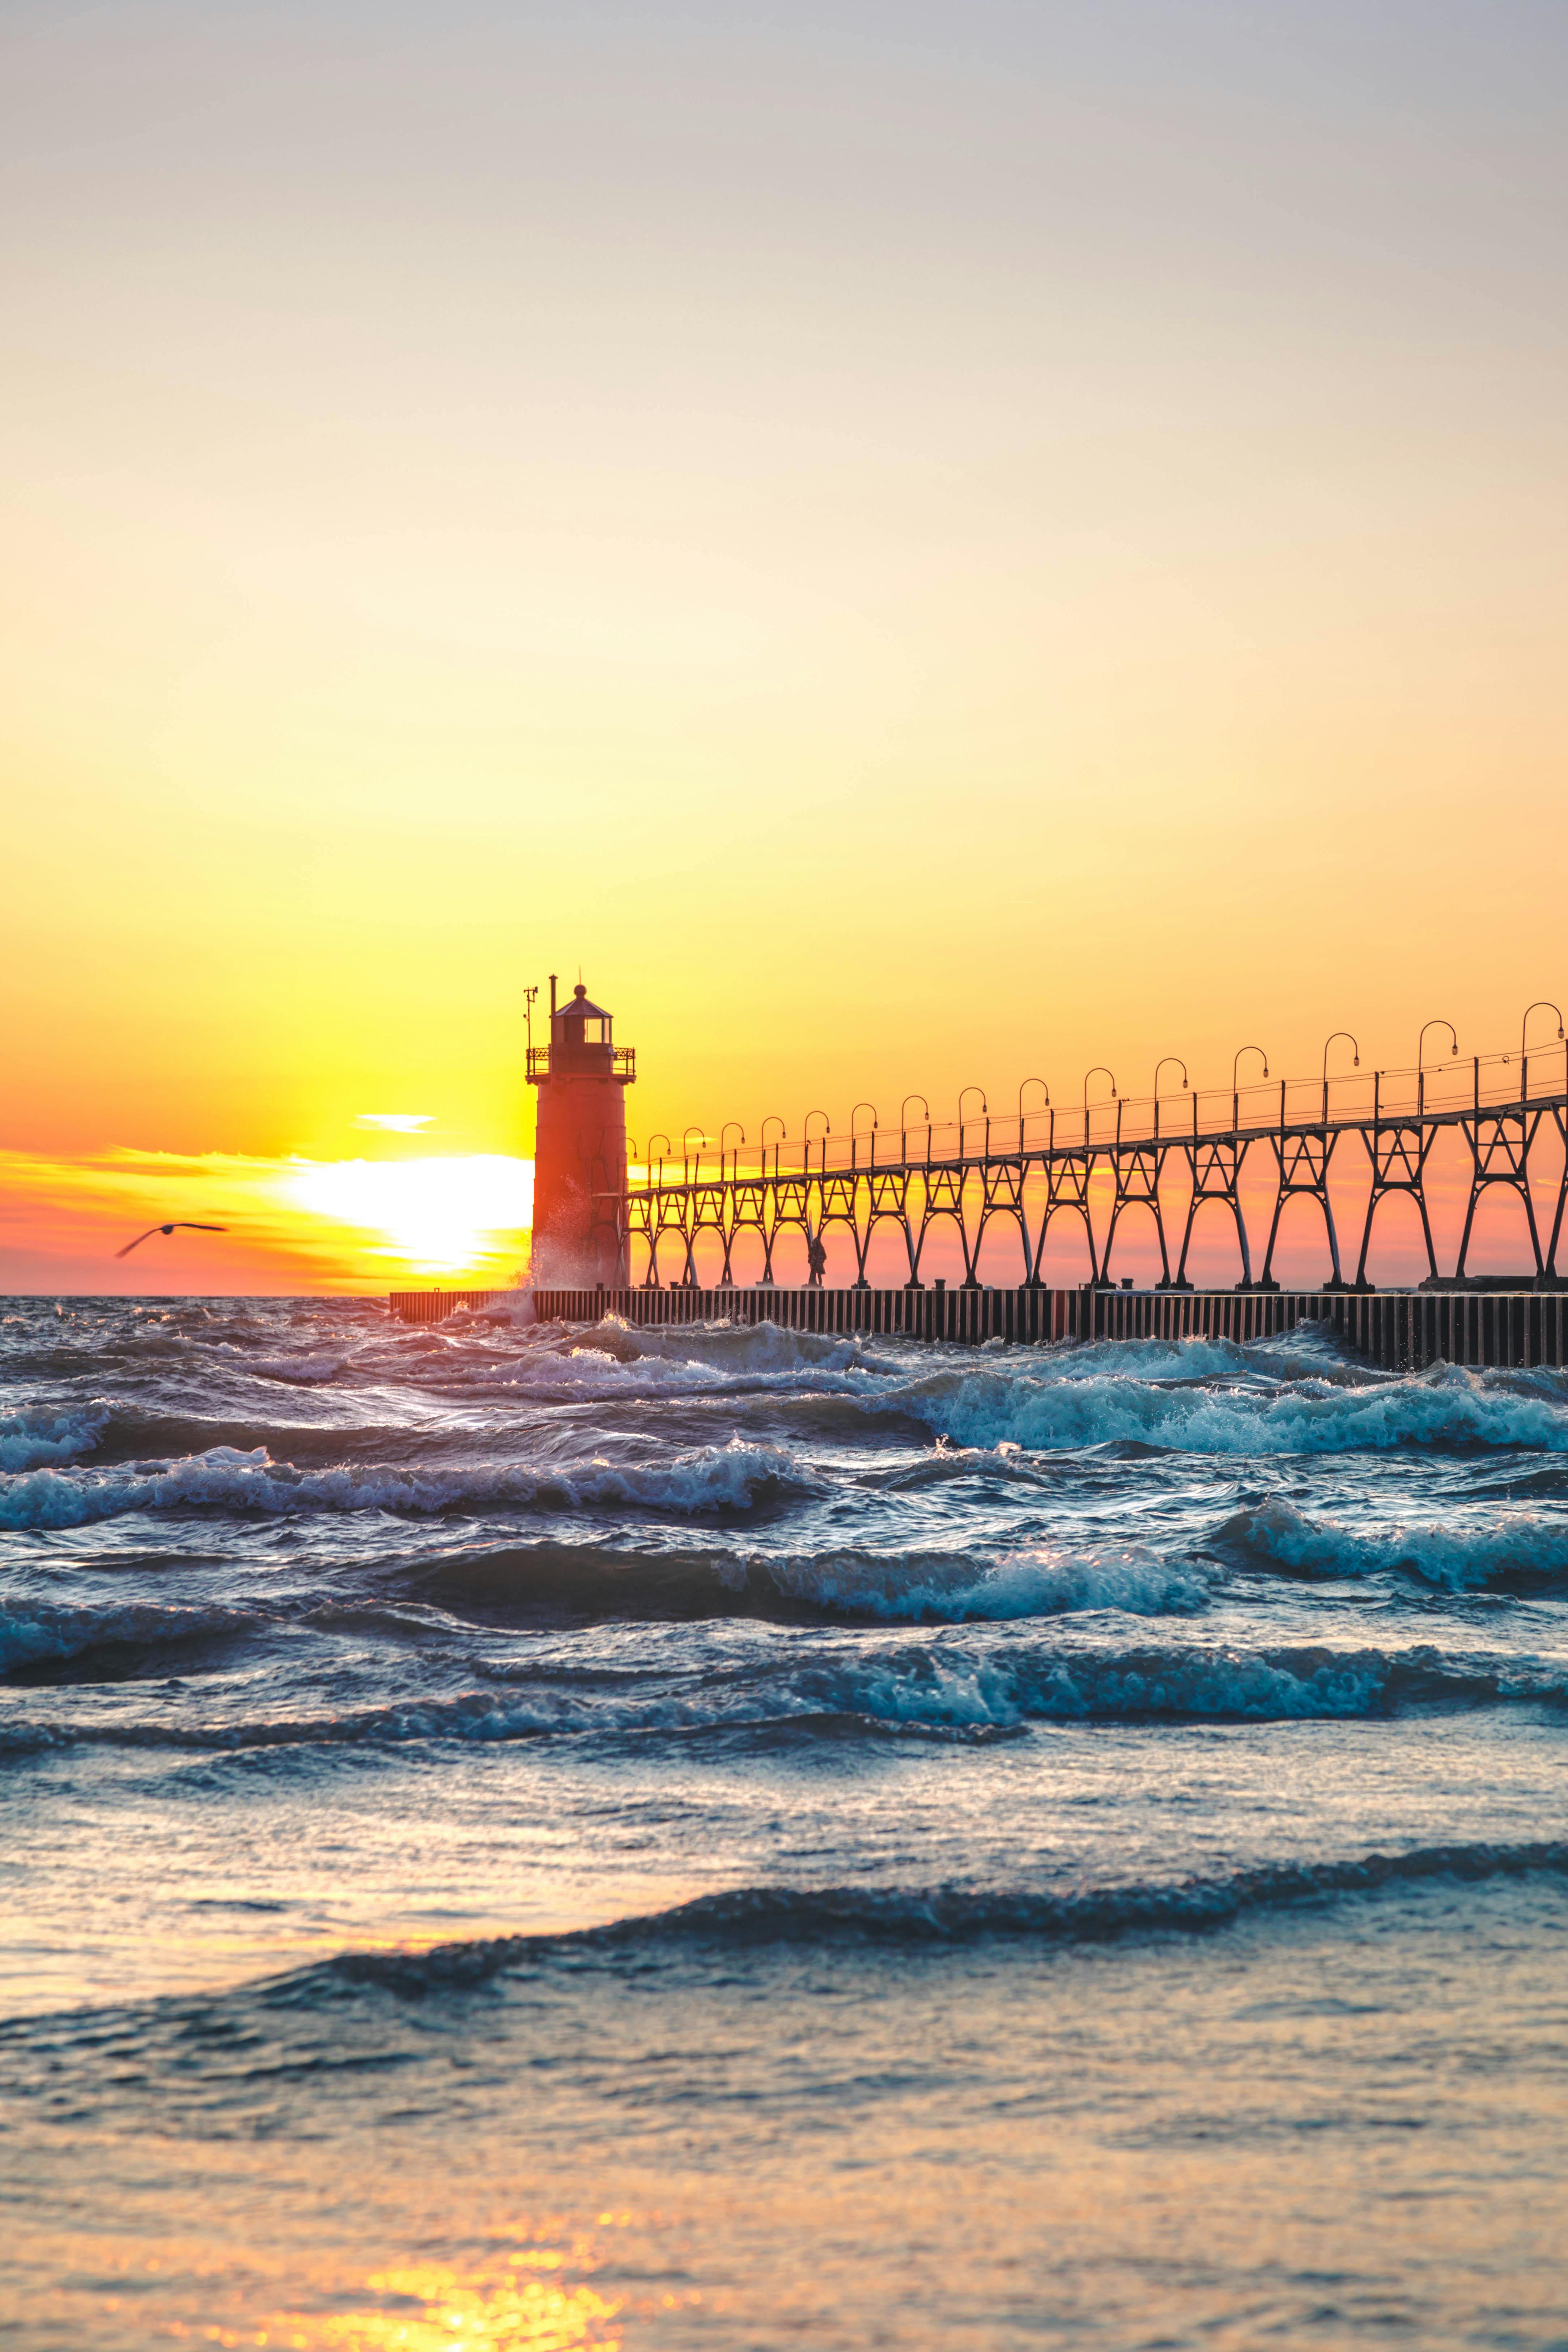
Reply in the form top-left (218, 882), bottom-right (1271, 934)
top-left (626, 1039), bottom-right (1568, 1291)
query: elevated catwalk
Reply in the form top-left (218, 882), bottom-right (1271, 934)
top-left (388, 1284), bottom-right (1568, 1372)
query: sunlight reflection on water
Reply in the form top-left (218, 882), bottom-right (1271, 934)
top-left (254, 2238), bottom-right (638, 2352)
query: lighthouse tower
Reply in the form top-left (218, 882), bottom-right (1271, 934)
top-left (527, 977), bottom-right (634, 1287)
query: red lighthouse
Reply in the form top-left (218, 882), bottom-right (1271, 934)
top-left (527, 977), bottom-right (635, 1286)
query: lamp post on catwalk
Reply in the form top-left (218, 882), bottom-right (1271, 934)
top-left (526, 975), bottom-right (636, 1287)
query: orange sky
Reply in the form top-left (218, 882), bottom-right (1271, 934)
top-left (3, 1), bottom-right (1566, 1291)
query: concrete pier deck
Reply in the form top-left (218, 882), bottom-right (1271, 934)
top-left (388, 1283), bottom-right (1568, 1372)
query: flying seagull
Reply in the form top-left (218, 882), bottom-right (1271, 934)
top-left (115, 1222), bottom-right (229, 1261)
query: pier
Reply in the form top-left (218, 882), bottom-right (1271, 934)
top-left (624, 1029), bottom-right (1568, 1294)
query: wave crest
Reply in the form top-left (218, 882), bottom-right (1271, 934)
top-left (0, 1403), bottom-right (109, 1473)
top-left (891, 1357), bottom-right (1568, 1456)
top-left (4, 1636), bottom-right (1554, 1755)
top-left (1222, 1496), bottom-right (1568, 1589)
top-left (386, 1535), bottom-right (1204, 1626)
top-left (0, 1598), bottom-right (257, 1675)
top-left (322, 1838), bottom-right (1568, 1990)
top-left (0, 1436), bottom-right (814, 1531)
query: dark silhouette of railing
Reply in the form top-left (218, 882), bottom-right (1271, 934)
top-left (526, 1044), bottom-right (636, 1083)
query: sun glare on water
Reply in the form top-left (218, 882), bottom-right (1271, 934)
top-left (281, 1155), bottom-right (533, 1279)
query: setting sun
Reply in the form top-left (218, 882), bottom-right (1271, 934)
top-left (282, 1153), bottom-right (533, 1279)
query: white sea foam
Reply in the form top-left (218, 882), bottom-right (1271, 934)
top-left (0, 1404), bottom-right (109, 1473)
top-left (889, 1357), bottom-right (1568, 1456)
top-left (797, 1640), bottom-right (1550, 1731)
top-left (1048, 1329), bottom-right (1370, 1390)
top-left (0, 1436), bottom-right (813, 1531)
top-left (4, 1636), bottom-right (1548, 1757)
top-left (243, 1354), bottom-right (353, 1385)
top-left (501, 1353), bottom-right (868, 1401)
top-left (1228, 1496), bottom-right (1568, 1589)
top-left (432, 1322), bottom-right (883, 1402)
top-left (753, 1542), bottom-right (1207, 1621)
top-left (796, 1646), bottom-right (1380, 1731)
top-left (621, 1319), bottom-right (873, 1376)
top-left (1035, 1334), bottom-right (1258, 1381)
top-left (429, 1310), bottom-right (881, 1382)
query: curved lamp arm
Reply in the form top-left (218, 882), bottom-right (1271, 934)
top-left (1322, 1031), bottom-right (1359, 1083)
top-left (1418, 1020), bottom-right (1457, 1069)
top-left (1522, 1001), bottom-right (1565, 1057)
top-left (1232, 1045), bottom-right (1269, 1091)
top-left (1083, 1066), bottom-right (1117, 1109)
top-left (1153, 1057), bottom-right (1187, 1095)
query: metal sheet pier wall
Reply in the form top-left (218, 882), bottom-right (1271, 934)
top-left (388, 1285), bottom-right (1568, 1371)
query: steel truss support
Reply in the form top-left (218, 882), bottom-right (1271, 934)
top-left (914, 1164), bottom-right (976, 1288)
top-left (1176, 1139), bottom-right (1253, 1289)
top-left (1356, 1123), bottom-right (1440, 1288)
top-left (1028, 1153), bottom-right (1097, 1287)
top-left (972, 1159), bottom-right (1030, 1290)
top-left (1100, 1143), bottom-right (1172, 1288)
top-left (1456, 1110), bottom-right (1545, 1279)
top-left (1261, 1129), bottom-right (1345, 1289)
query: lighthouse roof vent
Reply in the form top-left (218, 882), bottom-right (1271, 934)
top-left (563, 984), bottom-right (613, 1021)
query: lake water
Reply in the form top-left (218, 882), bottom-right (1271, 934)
top-left (2, 1293), bottom-right (1566, 2348)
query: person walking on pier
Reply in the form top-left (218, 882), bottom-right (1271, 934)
top-left (807, 1230), bottom-right (828, 1287)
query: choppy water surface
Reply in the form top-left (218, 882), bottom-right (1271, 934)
top-left (3, 1293), bottom-right (1567, 2348)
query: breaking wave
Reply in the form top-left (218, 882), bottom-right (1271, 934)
top-left (0, 1436), bottom-right (815, 1530)
top-left (391, 1537), bottom-right (1207, 1624)
top-left (747, 1540), bottom-right (1206, 1621)
top-left (401, 1313), bottom-right (892, 1402)
top-left (0, 1402), bottom-right (109, 1473)
top-left (1018, 1328), bottom-right (1361, 1385)
top-left (4, 1636), bottom-right (1557, 1754)
top-left (1222, 1496), bottom-right (1568, 1589)
top-left (890, 1357), bottom-right (1568, 1455)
